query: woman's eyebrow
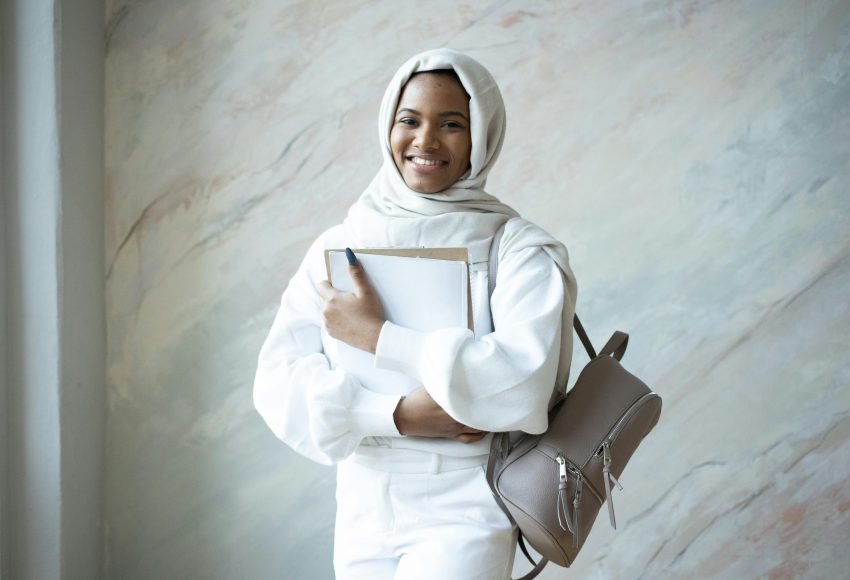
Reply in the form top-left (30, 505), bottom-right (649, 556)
top-left (440, 111), bottom-right (469, 121)
top-left (396, 108), bottom-right (469, 121)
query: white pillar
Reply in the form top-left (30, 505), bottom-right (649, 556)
top-left (1, 0), bottom-right (105, 578)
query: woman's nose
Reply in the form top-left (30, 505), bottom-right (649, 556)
top-left (413, 125), bottom-right (439, 151)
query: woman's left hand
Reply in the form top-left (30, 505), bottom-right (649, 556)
top-left (317, 260), bottom-right (385, 353)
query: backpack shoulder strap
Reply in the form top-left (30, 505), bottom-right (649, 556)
top-left (487, 223), bottom-right (507, 329)
top-left (487, 221), bottom-right (598, 360)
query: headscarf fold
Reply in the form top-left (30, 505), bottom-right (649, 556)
top-left (344, 48), bottom-right (577, 387)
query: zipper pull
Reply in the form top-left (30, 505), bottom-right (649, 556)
top-left (572, 472), bottom-right (583, 548)
top-left (603, 441), bottom-right (624, 491)
top-left (609, 470), bottom-right (623, 492)
top-left (557, 455), bottom-right (568, 487)
top-left (555, 455), bottom-right (573, 533)
top-left (602, 441), bottom-right (619, 529)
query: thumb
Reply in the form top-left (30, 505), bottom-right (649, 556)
top-left (347, 260), bottom-right (372, 296)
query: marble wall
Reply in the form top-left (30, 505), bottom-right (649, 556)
top-left (104, 1), bottom-right (850, 578)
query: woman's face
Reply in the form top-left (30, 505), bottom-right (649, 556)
top-left (390, 72), bottom-right (472, 194)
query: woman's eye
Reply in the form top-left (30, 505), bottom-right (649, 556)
top-left (398, 118), bottom-right (417, 126)
top-left (444, 121), bottom-right (464, 129)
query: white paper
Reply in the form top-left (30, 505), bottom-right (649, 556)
top-left (328, 251), bottom-right (468, 395)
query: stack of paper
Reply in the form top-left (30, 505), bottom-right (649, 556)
top-left (325, 249), bottom-right (470, 395)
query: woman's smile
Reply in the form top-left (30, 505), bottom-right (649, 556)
top-left (407, 154), bottom-right (450, 172)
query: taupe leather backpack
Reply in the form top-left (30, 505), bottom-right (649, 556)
top-left (485, 225), bottom-right (662, 580)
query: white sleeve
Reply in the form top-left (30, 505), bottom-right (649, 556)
top-left (373, 245), bottom-right (571, 434)
top-left (252, 238), bottom-right (402, 466)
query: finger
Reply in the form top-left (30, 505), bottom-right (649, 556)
top-left (316, 280), bottom-right (339, 301)
top-left (459, 428), bottom-right (485, 435)
top-left (347, 261), bottom-right (373, 296)
top-left (455, 432), bottom-right (487, 444)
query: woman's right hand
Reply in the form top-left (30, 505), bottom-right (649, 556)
top-left (393, 387), bottom-right (487, 443)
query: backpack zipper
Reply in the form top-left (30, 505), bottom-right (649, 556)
top-left (594, 391), bottom-right (660, 459)
top-left (554, 453), bottom-right (599, 547)
top-left (555, 455), bottom-right (573, 534)
top-left (545, 452), bottom-right (603, 505)
top-left (587, 391), bottom-right (659, 529)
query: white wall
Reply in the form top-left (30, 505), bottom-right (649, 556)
top-left (1, 0), bottom-right (105, 578)
top-left (103, 1), bottom-right (850, 579)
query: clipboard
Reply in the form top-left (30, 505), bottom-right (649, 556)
top-left (324, 247), bottom-right (474, 331)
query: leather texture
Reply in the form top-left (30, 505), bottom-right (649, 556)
top-left (485, 223), bottom-right (663, 580)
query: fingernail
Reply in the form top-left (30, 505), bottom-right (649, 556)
top-left (345, 247), bottom-right (357, 265)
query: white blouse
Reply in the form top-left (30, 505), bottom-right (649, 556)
top-left (252, 220), bottom-right (568, 466)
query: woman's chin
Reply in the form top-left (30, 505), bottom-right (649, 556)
top-left (409, 185), bottom-right (450, 195)
top-left (402, 175), bottom-right (453, 195)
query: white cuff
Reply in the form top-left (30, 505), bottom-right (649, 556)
top-left (374, 321), bottom-right (428, 379)
top-left (349, 388), bottom-right (403, 437)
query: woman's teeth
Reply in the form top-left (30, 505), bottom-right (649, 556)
top-left (411, 157), bottom-right (445, 166)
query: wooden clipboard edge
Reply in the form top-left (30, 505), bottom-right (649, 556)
top-left (323, 247), bottom-right (473, 331)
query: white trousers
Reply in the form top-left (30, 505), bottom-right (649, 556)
top-left (333, 458), bottom-right (517, 580)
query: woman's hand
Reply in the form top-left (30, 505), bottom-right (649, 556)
top-left (317, 260), bottom-right (385, 353)
top-left (393, 387), bottom-right (488, 444)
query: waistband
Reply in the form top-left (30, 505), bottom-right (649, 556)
top-left (351, 445), bottom-right (489, 474)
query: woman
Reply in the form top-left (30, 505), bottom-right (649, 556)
top-left (253, 49), bottom-right (578, 580)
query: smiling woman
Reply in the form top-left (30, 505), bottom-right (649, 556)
top-left (390, 71), bottom-right (472, 193)
top-left (253, 49), bottom-right (578, 580)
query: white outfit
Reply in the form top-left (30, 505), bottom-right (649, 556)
top-left (334, 461), bottom-right (517, 580)
top-left (252, 49), bottom-right (578, 579)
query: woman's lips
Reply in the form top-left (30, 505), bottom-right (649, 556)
top-left (406, 155), bottom-right (448, 174)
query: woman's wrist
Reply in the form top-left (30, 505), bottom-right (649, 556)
top-left (365, 318), bottom-right (384, 353)
top-left (392, 396), bottom-right (407, 435)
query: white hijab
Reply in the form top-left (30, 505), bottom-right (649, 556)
top-left (344, 49), bottom-right (577, 386)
